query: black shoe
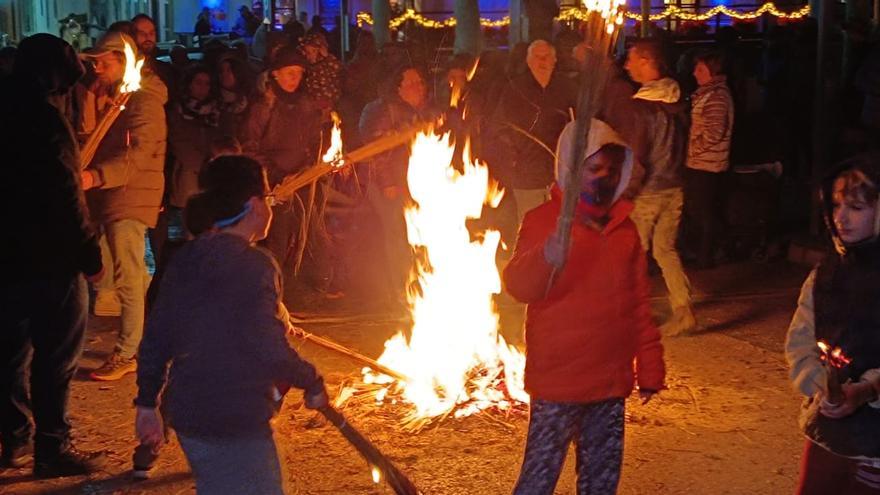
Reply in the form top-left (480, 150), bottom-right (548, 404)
top-left (34, 445), bottom-right (105, 479)
top-left (1, 442), bottom-right (33, 468)
top-left (132, 443), bottom-right (158, 480)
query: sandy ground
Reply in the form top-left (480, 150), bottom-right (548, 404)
top-left (0, 260), bottom-right (812, 495)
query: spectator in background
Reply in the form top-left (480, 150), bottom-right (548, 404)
top-left (684, 50), bottom-right (734, 270)
top-left (131, 14), bottom-right (176, 98)
top-left (308, 15), bottom-right (329, 39)
top-left (169, 44), bottom-right (190, 71)
top-left (299, 11), bottom-right (311, 31)
top-left (359, 66), bottom-right (434, 309)
top-left (614, 38), bottom-right (694, 336)
top-left (282, 14), bottom-right (306, 47)
top-left (1, 33), bottom-right (105, 478)
top-left (339, 31), bottom-right (379, 147)
top-left (232, 5), bottom-right (260, 39)
top-left (489, 40), bottom-right (577, 250)
top-left (240, 46), bottom-right (330, 297)
top-left (77, 33), bottom-right (168, 380)
top-left (216, 51), bottom-right (253, 139)
top-left (167, 65), bottom-right (221, 220)
top-left (195, 8), bottom-right (212, 37)
top-left (300, 33), bottom-right (342, 122)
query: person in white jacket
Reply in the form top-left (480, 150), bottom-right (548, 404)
top-left (785, 152), bottom-right (880, 494)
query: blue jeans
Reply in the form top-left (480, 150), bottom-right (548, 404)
top-left (178, 430), bottom-right (286, 495)
top-left (513, 398), bottom-right (626, 495)
top-left (95, 219), bottom-right (149, 358)
top-left (0, 275), bottom-right (88, 456)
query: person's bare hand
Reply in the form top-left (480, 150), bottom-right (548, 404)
top-left (135, 406), bottom-right (165, 450)
top-left (304, 388), bottom-right (329, 409)
top-left (819, 381), bottom-right (876, 419)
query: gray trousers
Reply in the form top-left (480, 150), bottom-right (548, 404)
top-left (513, 398), bottom-right (625, 495)
top-left (178, 430), bottom-right (286, 495)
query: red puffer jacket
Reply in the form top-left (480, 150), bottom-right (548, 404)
top-left (503, 188), bottom-right (665, 403)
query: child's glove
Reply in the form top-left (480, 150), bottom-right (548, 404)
top-left (543, 232), bottom-right (569, 270)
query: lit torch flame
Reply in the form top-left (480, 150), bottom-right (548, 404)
top-left (371, 466), bottom-right (382, 484)
top-left (120, 38), bottom-right (145, 94)
top-left (322, 112), bottom-right (345, 167)
top-left (581, 0), bottom-right (626, 34)
top-left (817, 341), bottom-right (852, 369)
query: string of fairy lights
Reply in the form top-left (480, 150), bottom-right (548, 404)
top-left (355, 2), bottom-right (811, 29)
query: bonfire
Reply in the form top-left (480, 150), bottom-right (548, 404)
top-left (333, 130), bottom-right (528, 431)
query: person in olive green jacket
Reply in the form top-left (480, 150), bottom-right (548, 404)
top-left (77, 32), bottom-right (167, 381)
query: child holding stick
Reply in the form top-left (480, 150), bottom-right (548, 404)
top-left (504, 119), bottom-right (665, 494)
top-left (785, 152), bottom-right (880, 494)
top-left (134, 155), bottom-right (327, 494)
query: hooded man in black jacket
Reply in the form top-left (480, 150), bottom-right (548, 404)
top-left (0, 34), bottom-right (106, 477)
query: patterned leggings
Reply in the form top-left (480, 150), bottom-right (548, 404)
top-left (513, 398), bottom-right (625, 495)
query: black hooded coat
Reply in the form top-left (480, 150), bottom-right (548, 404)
top-left (0, 34), bottom-right (102, 282)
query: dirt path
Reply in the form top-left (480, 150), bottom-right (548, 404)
top-left (1, 262), bottom-right (809, 495)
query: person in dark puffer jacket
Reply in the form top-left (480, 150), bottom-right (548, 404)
top-left (785, 152), bottom-right (880, 495)
top-left (135, 155), bottom-right (328, 495)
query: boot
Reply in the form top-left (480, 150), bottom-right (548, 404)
top-left (660, 305), bottom-right (697, 337)
top-left (33, 445), bottom-right (105, 479)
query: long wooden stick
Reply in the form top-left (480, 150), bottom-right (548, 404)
top-left (80, 91), bottom-right (131, 168)
top-left (287, 323), bottom-right (410, 382)
top-left (271, 123), bottom-right (425, 202)
top-left (545, 14), bottom-right (619, 295)
top-left (319, 405), bottom-right (422, 495)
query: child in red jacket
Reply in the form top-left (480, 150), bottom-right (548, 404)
top-left (504, 119), bottom-right (666, 495)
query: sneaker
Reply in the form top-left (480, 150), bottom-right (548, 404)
top-left (93, 290), bottom-right (121, 317)
top-left (660, 305), bottom-right (697, 337)
top-left (1, 442), bottom-right (33, 469)
top-left (90, 353), bottom-right (137, 381)
top-left (131, 443), bottom-right (158, 480)
top-left (33, 445), bottom-right (105, 479)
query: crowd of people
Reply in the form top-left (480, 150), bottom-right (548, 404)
top-left (1, 10), bottom-right (879, 495)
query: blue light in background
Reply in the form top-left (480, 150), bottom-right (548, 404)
top-left (202, 0), bottom-right (222, 8)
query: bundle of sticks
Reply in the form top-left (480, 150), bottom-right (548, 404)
top-left (547, 1), bottom-right (624, 290)
top-left (79, 38), bottom-right (144, 168)
top-left (271, 122), bottom-right (427, 203)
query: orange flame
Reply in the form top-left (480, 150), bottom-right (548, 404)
top-left (582, 0), bottom-right (626, 33)
top-left (322, 112), bottom-right (345, 166)
top-left (817, 341), bottom-right (852, 369)
top-left (363, 131), bottom-right (527, 420)
top-left (120, 39), bottom-right (144, 94)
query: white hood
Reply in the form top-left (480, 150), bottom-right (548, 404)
top-left (555, 118), bottom-right (634, 205)
top-left (633, 77), bottom-right (681, 103)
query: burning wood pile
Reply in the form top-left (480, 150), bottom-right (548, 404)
top-left (333, 131), bottom-right (530, 432)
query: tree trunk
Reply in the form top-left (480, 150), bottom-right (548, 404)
top-left (454, 0), bottom-right (482, 55)
top-left (372, 0), bottom-right (391, 49)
